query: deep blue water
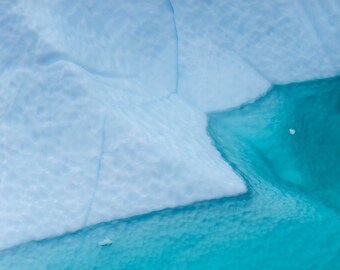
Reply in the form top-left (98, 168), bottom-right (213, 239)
top-left (0, 76), bottom-right (339, 269)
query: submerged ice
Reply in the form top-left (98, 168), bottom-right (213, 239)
top-left (0, 0), bottom-right (339, 250)
top-left (210, 77), bottom-right (340, 212)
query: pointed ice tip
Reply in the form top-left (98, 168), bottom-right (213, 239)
top-left (98, 237), bottom-right (112, 246)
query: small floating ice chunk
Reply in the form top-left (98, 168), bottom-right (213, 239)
top-left (289, 128), bottom-right (296, 135)
top-left (98, 237), bottom-right (112, 246)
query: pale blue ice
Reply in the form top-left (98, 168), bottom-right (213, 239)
top-left (0, 0), bottom-right (339, 255)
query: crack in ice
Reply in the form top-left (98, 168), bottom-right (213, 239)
top-left (83, 113), bottom-right (107, 227)
top-left (167, 0), bottom-right (179, 94)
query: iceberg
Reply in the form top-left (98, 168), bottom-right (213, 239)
top-left (0, 0), bottom-right (246, 250)
top-left (0, 0), bottom-right (339, 251)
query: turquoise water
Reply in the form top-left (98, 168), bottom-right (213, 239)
top-left (209, 76), bottom-right (340, 212)
top-left (0, 77), bottom-right (339, 269)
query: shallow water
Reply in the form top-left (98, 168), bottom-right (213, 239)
top-left (0, 77), bottom-right (339, 269)
top-left (210, 76), bottom-right (340, 211)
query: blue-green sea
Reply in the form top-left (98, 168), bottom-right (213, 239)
top-left (0, 76), bottom-right (339, 269)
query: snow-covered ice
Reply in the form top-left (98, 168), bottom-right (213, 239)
top-left (0, 0), bottom-right (339, 250)
top-left (172, 0), bottom-right (340, 111)
top-left (0, 0), bottom-right (245, 250)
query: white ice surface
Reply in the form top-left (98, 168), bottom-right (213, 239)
top-left (98, 238), bottom-right (113, 246)
top-left (0, 0), bottom-right (339, 250)
top-left (172, 0), bottom-right (340, 111)
top-left (0, 0), bottom-right (246, 250)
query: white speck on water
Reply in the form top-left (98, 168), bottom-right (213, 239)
top-left (98, 237), bottom-right (112, 246)
top-left (289, 128), bottom-right (296, 135)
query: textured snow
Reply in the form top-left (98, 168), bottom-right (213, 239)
top-left (0, 0), bottom-right (339, 250)
top-left (0, 0), bottom-right (246, 250)
top-left (173, 0), bottom-right (340, 110)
